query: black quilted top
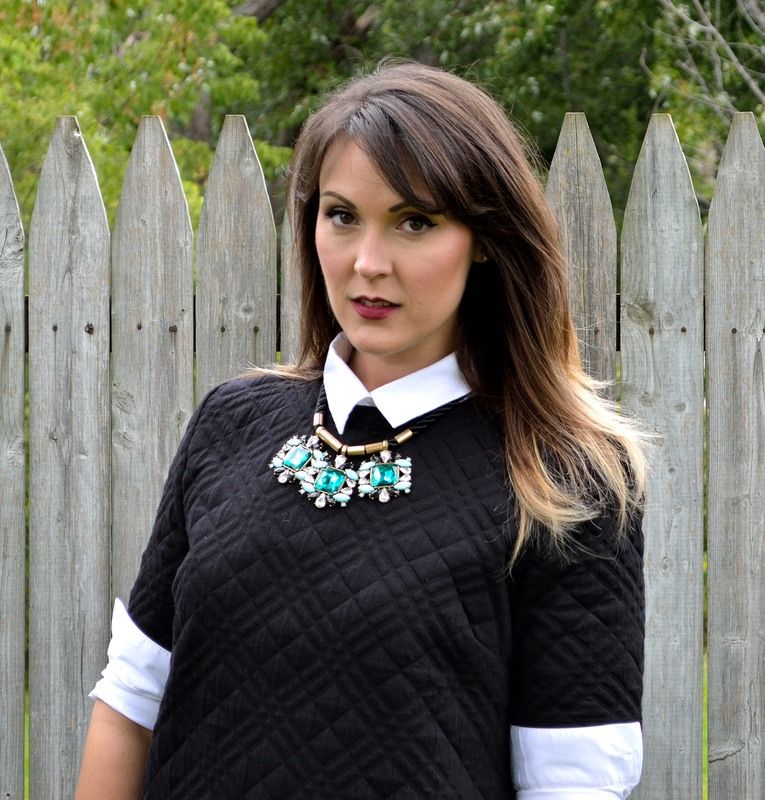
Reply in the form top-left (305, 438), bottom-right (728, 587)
top-left (128, 375), bottom-right (644, 799)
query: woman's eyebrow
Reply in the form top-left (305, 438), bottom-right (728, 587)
top-left (319, 191), bottom-right (356, 208)
top-left (320, 191), bottom-right (428, 215)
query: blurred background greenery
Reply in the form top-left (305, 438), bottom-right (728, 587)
top-left (1, 0), bottom-right (763, 233)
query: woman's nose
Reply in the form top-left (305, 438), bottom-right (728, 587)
top-left (353, 231), bottom-right (392, 278)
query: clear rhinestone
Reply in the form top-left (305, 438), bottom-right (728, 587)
top-left (315, 494), bottom-right (327, 508)
top-left (378, 489), bottom-right (391, 503)
top-left (277, 472), bottom-right (290, 484)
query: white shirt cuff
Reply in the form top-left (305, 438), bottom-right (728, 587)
top-left (89, 598), bottom-right (171, 731)
top-left (511, 722), bottom-right (643, 799)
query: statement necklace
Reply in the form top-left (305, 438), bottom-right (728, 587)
top-left (269, 385), bottom-right (465, 509)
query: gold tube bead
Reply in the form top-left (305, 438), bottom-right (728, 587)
top-left (313, 412), bottom-right (324, 427)
top-left (345, 440), bottom-right (388, 457)
top-left (315, 426), bottom-right (343, 452)
top-left (394, 429), bottom-right (414, 445)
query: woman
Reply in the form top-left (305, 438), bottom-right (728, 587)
top-left (77, 61), bottom-right (647, 798)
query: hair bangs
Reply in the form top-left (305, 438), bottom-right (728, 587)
top-left (344, 100), bottom-right (466, 220)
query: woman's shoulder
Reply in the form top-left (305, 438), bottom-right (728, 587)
top-left (192, 370), bottom-right (321, 429)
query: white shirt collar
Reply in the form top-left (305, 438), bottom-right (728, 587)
top-left (323, 334), bottom-right (472, 434)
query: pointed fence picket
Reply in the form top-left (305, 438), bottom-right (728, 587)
top-left (110, 116), bottom-right (195, 602)
top-left (706, 112), bottom-right (765, 799)
top-left (546, 113), bottom-right (617, 389)
top-left (280, 211), bottom-right (301, 364)
top-left (621, 114), bottom-right (705, 800)
top-left (1, 111), bottom-right (764, 799)
top-left (197, 115), bottom-right (277, 395)
top-left (0, 142), bottom-right (26, 800)
top-left (27, 117), bottom-right (112, 799)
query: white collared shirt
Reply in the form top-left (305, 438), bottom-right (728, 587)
top-left (323, 333), bottom-right (471, 433)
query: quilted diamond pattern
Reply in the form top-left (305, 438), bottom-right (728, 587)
top-left (509, 500), bottom-right (645, 727)
top-left (127, 376), bottom-right (643, 798)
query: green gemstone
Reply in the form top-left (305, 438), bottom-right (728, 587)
top-left (315, 466), bottom-right (347, 495)
top-left (283, 445), bottom-right (311, 471)
top-left (370, 463), bottom-right (399, 488)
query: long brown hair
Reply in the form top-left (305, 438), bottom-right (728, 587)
top-left (286, 60), bottom-right (647, 560)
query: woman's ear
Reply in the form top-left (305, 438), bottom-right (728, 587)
top-left (472, 241), bottom-right (488, 264)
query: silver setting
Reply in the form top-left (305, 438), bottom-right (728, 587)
top-left (356, 451), bottom-right (413, 503)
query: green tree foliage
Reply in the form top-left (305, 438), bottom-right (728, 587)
top-left (233, 0), bottom-right (659, 217)
top-left (0, 0), bottom-right (289, 230)
top-left (648, 0), bottom-right (765, 207)
top-left (481, 0), bottom-right (659, 211)
top-left (2, 0), bottom-right (761, 234)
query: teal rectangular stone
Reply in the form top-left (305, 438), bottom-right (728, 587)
top-left (284, 445), bottom-right (311, 471)
top-left (370, 463), bottom-right (398, 488)
top-left (315, 466), bottom-right (347, 494)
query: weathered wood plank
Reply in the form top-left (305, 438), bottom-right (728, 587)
top-left (197, 115), bottom-right (277, 393)
top-left (111, 116), bottom-right (194, 602)
top-left (546, 112), bottom-right (617, 387)
top-left (280, 210), bottom-right (301, 364)
top-left (27, 117), bottom-right (111, 798)
top-left (0, 143), bottom-right (26, 800)
top-left (706, 112), bottom-right (765, 799)
top-left (621, 114), bottom-right (705, 800)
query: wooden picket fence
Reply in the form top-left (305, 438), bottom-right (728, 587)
top-left (0, 111), bottom-right (763, 799)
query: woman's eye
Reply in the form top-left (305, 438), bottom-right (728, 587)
top-left (326, 208), bottom-right (355, 226)
top-left (401, 215), bottom-right (435, 233)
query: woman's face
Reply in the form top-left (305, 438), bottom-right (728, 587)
top-left (315, 138), bottom-right (477, 390)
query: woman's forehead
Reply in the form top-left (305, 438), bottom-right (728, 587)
top-left (317, 136), bottom-right (440, 210)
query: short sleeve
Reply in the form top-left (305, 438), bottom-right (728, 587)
top-left (126, 386), bottom-right (219, 651)
top-left (509, 501), bottom-right (645, 728)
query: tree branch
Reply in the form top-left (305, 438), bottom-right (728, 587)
top-left (689, 0), bottom-right (765, 105)
top-left (234, 0), bottom-right (288, 23)
top-left (738, 0), bottom-right (765, 39)
top-left (658, 0), bottom-right (765, 110)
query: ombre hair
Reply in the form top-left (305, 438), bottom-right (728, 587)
top-left (285, 60), bottom-right (647, 561)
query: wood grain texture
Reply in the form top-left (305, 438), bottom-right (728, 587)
top-left (280, 210), bottom-right (301, 364)
top-left (9, 109), bottom-right (765, 793)
top-left (111, 116), bottom-right (194, 602)
top-left (706, 112), bottom-right (765, 799)
top-left (27, 117), bottom-right (111, 799)
top-left (546, 112), bottom-right (617, 388)
top-left (621, 115), bottom-right (705, 800)
top-left (197, 115), bottom-right (276, 394)
top-left (0, 143), bottom-right (26, 800)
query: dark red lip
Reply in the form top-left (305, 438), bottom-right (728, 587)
top-left (351, 297), bottom-right (399, 320)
